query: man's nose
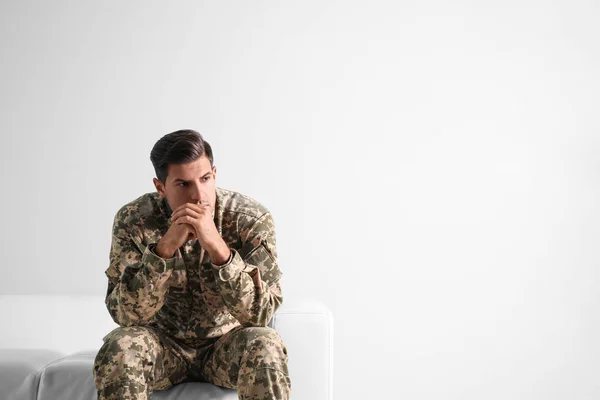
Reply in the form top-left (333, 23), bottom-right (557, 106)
top-left (191, 186), bottom-right (203, 203)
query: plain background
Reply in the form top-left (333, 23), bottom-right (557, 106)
top-left (1, 1), bottom-right (599, 399)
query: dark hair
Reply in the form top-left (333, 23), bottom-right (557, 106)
top-left (150, 129), bottom-right (213, 183)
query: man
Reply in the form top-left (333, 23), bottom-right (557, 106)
top-left (93, 130), bottom-right (290, 400)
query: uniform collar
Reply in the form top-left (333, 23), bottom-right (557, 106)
top-left (160, 195), bottom-right (173, 219)
top-left (214, 187), bottom-right (225, 235)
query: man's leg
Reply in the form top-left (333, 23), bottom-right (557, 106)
top-left (93, 326), bottom-right (189, 400)
top-left (199, 326), bottom-right (291, 400)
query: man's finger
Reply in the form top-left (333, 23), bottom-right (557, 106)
top-left (193, 201), bottom-right (212, 213)
top-left (172, 202), bottom-right (203, 213)
top-left (171, 207), bottom-right (201, 222)
top-left (171, 202), bottom-right (211, 223)
top-left (189, 201), bottom-right (210, 212)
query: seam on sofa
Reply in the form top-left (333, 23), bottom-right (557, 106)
top-left (34, 354), bottom-right (76, 400)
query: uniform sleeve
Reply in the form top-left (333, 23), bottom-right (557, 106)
top-left (104, 213), bottom-right (185, 326)
top-left (210, 211), bottom-right (283, 327)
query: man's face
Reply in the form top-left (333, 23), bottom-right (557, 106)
top-left (153, 154), bottom-right (218, 215)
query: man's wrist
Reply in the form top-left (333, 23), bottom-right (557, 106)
top-left (205, 239), bottom-right (232, 266)
top-left (155, 240), bottom-right (176, 259)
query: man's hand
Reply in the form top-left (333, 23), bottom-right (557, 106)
top-left (170, 201), bottom-right (217, 246)
top-left (171, 202), bottom-right (231, 264)
top-left (155, 221), bottom-right (196, 259)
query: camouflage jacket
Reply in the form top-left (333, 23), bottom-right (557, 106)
top-left (104, 187), bottom-right (283, 347)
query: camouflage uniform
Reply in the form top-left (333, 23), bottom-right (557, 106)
top-left (93, 187), bottom-right (291, 400)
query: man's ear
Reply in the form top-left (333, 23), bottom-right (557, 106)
top-left (212, 165), bottom-right (217, 180)
top-left (153, 178), bottom-right (166, 197)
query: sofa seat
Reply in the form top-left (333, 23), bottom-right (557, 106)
top-left (8, 351), bottom-right (237, 400)
top-left (0, 349), bottom-right (65, 399)
top-left (1, 295), bottom-right (333, 400)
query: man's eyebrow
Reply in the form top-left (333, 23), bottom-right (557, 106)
top-left (173, 172), bottom-right (212, 182)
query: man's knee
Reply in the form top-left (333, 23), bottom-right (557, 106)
top-left (237, 327), bottom-right (288, 369)
top-left (93, 326), bottom-right (161, 387)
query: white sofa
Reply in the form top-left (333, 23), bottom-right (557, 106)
top-left (0, 295), bottom-right (333, 400)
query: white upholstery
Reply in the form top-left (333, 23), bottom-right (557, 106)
top-left (0, 295), bottom-right (333, 400)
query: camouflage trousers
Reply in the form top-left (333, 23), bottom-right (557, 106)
top-left (92, 325), bottom-right (291, 400)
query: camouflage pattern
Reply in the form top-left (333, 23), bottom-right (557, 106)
top-left (93, 325), bottom-right (290, 400)
top-left (93, 187), bottom-right (290, 399)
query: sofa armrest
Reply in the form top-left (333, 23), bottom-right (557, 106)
top-left (0, 349), bottom-right (66, 399)
top-left (274, 300), bottom-right (334, 400)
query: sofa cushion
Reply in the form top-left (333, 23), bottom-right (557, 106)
top-left (9, 351), bottom-right (237, 400)
top-left (0, 349), bottom-right (66, 400)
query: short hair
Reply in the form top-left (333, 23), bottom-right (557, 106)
top-left (150, 129), bottom-right (213, 183)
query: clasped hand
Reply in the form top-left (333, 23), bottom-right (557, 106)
top-left (170, 202), bottom-right (219, 248)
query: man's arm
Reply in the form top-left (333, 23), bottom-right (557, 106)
top-left (104, 214), bottom-right (185, 326)
top-left (207, 211), bottom-right (283, 327)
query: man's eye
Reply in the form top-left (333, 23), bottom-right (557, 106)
top-left (178, 182), bottom-right (188, 187)
top-left (202, 176), bottom-right (210, 182)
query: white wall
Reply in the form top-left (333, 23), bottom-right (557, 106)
top-left (1, 1), bottom-right (599, 399)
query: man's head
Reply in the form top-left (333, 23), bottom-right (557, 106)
top-left (150, 129), bottom-right (217, 214)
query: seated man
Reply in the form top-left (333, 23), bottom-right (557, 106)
top-left (93, 130), bottom-right (291, 400)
